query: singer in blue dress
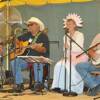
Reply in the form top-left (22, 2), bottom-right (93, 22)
top-left (51, 13), bottom-right (88, 94)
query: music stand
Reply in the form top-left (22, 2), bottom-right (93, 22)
top-left (17, 56), bottom-right (52, 94)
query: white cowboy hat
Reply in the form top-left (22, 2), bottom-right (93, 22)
top-left (26, 17), bottom-right (45, 31)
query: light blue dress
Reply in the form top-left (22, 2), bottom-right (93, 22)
top-left (51, 31), bottom-right (88, 94)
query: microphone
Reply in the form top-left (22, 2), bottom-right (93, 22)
top-left (14, 27), bottom-right (22, 35)
top-left (65, 29), bottom-right (69, 34)
top-left (22, 28), bottom-right (28, 34)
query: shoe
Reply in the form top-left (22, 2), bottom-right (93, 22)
top-left (0, 84), bottom-right (2, 88)
top-left (87, 84), bottom-right (100, 96)
top-left (30, 84), bottom-right (34, 91)
top-left (20, 83), bottom-right (24, 90)
top-left (34, 83), bottom-right (43, 92)
top-left (51, 88), bottom-right (61, 93)
top-left (0, 84), bottom-right (3, 90)
top-left (15, 84), bottom-right (24, 93)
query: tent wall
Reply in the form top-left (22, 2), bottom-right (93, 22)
top-left (18, 2), bottom-right (100, 77)
top-left (16, 1), bottom-right (100, 78)
top-left (0, 1), bottom-right (99, 78)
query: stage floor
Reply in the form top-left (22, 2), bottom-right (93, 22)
top-left (0, 92), bottom-right (98, 100)
top-left (0, 85), bottom-right (99, 100)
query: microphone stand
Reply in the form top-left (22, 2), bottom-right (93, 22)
top-left (9, 31), bottom-right (20, 93)
top-left (8, 33), bottom-right (17, 92)
top-left (0, 54), bottom-right (4, 89)
top-left (63, 32), bottom-right (68, 96)
top-left (13, 34), bottom-right (17, 92)
top-left (67, 37), bottom-right (77, 96)
top-left (63, 31), bottom-right (86, 96)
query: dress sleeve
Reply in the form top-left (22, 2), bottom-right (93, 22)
top-left (72, 32), bottom-right (84, 52)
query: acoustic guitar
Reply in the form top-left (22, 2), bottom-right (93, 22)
top-left (10, 39), bottom-right (43, 60)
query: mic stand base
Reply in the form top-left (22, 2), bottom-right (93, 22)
top-left (63, 90), bottom-right (68, 96)
top-left (63, 91), bottom-right (78, 96)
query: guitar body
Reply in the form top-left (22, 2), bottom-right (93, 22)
top-left (10, 40), bottom-right (29, 60)
top-left (9, 39), bottom-right (44, 60)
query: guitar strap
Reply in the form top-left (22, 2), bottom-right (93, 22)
top-left (25, 32), bottom-right (42, 56)
top-left (32, 32), bottom-right (41, 44)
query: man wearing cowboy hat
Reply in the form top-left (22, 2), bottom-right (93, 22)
top-left (10, 17), bottom-right (49, 92)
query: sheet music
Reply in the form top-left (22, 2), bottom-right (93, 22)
top-left (17, 56), bottom-right (53, 64)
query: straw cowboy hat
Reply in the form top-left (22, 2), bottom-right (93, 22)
top-left (26, 17), bottom-right (45, 31)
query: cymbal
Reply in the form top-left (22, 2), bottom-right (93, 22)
top-left (0, 6), bottom-right (22, 39)
top-left (0, 6), bottom-right (22, 24)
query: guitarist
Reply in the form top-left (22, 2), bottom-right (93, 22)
top-left (76, 33), bottom-right (100, 96)
top-left (10, 17), bottom-right (49, 92)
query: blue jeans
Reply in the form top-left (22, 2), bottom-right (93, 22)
top-left (76, 62), bottom-right (100, 89)
top-left (10, 58), bottom-right (44, 84)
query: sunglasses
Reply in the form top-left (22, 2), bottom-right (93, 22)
top-left (27, 23), bottom-right (34, 27)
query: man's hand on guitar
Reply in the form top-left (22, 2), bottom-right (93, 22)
top-left (31, 43), bottom-right (46, 53)
top-left (31, 43), bottom-right (43, 49)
